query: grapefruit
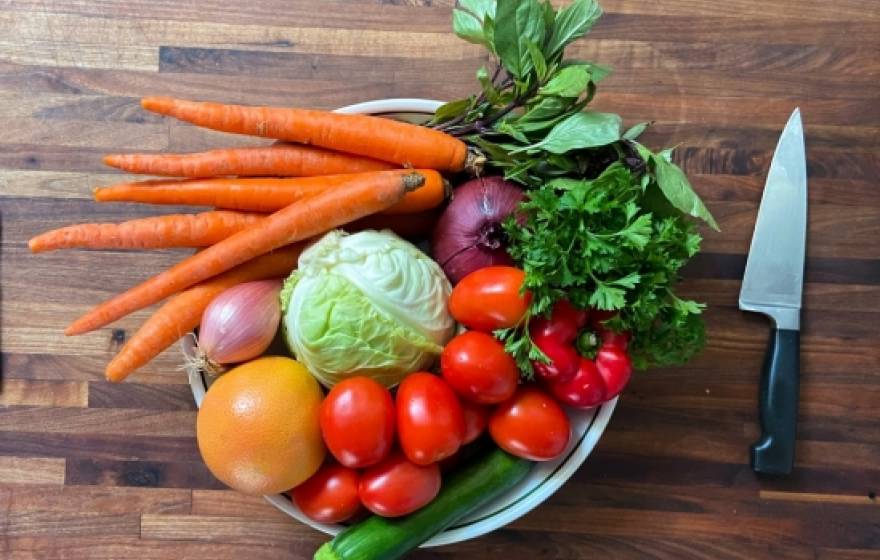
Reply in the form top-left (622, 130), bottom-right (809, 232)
top-left (196, 356), bottom-right (325, 495)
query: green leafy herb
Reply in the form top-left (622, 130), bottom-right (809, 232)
top-left (504, 164), bottom-right (707, 369)
top-left (538, 65), bottom-right (591, 97)
top-left (435, 0), bottom-right (717, 373)
top-left (430, 98), bottom-right (473, 125)
top-left (649, 148), bottom-right (720, 231)
top-left (545, 0), bottom-right (602, 59)
top-left (622, 121), bottom-right (651, 140)
top-left (516, 111), bottom-right (621, 154)
top-left (494, 0), bottom-right (546, 78)
top-left (452, 0), bottom-right (496, 49)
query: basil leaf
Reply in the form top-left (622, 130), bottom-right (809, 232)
top-left (561, 59), bottom-right (611, 82)
top-left (453, 9), bottom-right (488, 47)
top-left (497, 121), bottom-right (531, 143)
top-left (482, 14), bottom-right (496, 53)
top-left (545, 0), bottom-right (602, 58)
top-left (454, 1), bottom-right (496, 49)
top-left (623, 121), bottom-right (650, 140)
top-left (476, 66), bottom-right (502, 104)
top-left (516, 111), bottom-right (622, 154)
top-left (539, 65), bottom-right (591, 97)
top-left (494, 0), bottom-right (546, 78)
top-left (653, 155), bottom-right (720, 230)
top-left (542, 0), bottom-right (556, 29)
top-left (515, 96), bottom-right (569, 131)
top-left (430, 97), bottom-right (472, 124)
top-left (459, 0), bottom-right (496, 19)
top-left (526, 40), bottom-right (548, 81)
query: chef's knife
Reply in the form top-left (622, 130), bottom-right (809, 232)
top-left (739, 108), bottom-right (807, 476)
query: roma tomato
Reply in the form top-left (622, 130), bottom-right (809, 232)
top-left (291, 463), bottom-right (361, 523)
top-left (595, 345), bottom-right (633, 399)
top-left (531, 333), bottom-right (580, 383)
top-left (489, 387), bottom-right (570, 461)
top-left (460, 399), bottom-right (489, 444)
top-left (441, 331), bottom-right (518, 404)
top-left (320, 377), bottom-right (394, 468)
top-left (449, 266), bottom-right (530, 332)
top-left (358, 452), bottom-right (441, 517)
top-left (547, 358), bottom-right (606, 408)
top-left (530, 300), bottom-right (588, 343)
top-left (397, 373), bottom-right (465, 465)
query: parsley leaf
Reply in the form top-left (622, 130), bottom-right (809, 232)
top-left (504, 164), bottom-right (708, 368)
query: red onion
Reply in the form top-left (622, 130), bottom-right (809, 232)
top-left (197, 279), bottom-right (282, 372)
top-left (431, 176), bottom-right (524, 284)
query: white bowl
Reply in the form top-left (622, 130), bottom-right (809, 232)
top-left (186, 98), bottom-right (617, 547)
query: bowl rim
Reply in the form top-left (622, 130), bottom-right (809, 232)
top-left (186, 97), bottom-right (617, 547)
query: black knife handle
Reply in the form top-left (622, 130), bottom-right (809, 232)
top-left (751, 328), bottom-right (800, 475)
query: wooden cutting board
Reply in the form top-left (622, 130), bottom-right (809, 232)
top-left (1, 1), bottom-right (878, 558)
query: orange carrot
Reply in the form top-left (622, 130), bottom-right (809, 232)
top-left (141, 96), bottom-right (472, 172)
top-left (66, 170), bottom-right (423, 336)
top-left (94, 170), bottom-right (447, 215)
top-left (105, 245), bottom-right (304, 382)
top-left (28, 211), bottom-right (264, 253)
top-left (103, 143), bottom-right (395, 177)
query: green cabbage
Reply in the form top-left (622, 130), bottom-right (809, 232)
top-left (281, 230), bottom-right (455, 388)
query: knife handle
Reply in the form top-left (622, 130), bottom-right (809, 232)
top-left (751, 328), bottom-right (800, 475)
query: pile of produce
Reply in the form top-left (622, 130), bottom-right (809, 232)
top-left (30, 0), bottom-right (717, 557)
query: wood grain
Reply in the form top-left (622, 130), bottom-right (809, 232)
top-left (1, 0), bottom-right (878, 558)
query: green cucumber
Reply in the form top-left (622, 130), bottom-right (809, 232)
top-left (314, 448), bottom-right (531, 560)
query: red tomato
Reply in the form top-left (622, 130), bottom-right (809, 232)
top-left (320, 377), bottom-right (395, 468)
top-left (489, 386), bottom-right (571, 461)
top-left (358, 452), bottom-right (441, 517)
top-left (531, 333), bottom-right (580, 383)
top-left (397, 372), bottom-right (465, 465)
top-left (291, 463), bottom-right (361, 523)
top-left (440, 331), bottom-right (519, 404)
top-left (595, 345), bottom-right (633, 399)
top-left (547, 358), bottom-right (606, 408)
top-left (460, 399), bottom-right (489, 444)
top-left (530, 300), bottom-right (588, 343)
top-left (449, 266), bottom-right (530, 332)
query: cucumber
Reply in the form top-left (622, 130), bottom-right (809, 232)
top-left (314, 448), bottom-right (531, 560)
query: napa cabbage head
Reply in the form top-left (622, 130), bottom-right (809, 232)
top-left (280, 229), bottom-right (455, 388)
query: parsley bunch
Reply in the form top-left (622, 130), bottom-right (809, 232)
top-left (436, 0), bottom-right (718, 373)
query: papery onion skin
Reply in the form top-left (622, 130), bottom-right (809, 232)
top-left (199, 279), bottom-right (283, 366)
top-left (431, 176), bottom-right (524, 284)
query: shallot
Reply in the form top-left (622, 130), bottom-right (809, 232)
top-left (196, 279), bottom-right (282, 372)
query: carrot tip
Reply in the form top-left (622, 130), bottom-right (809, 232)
top-left (105, 367), bottom-right (124, 383)
top-left (64, 323), bottom-right (86, 336)
top-left (141, 96), bottom-right (174, 114)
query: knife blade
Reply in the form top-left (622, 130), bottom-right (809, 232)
top-left (739, 108), bottom-right (808, 475)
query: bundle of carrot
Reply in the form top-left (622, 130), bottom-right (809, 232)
top-left (31, 96), bottom-right (472, 382)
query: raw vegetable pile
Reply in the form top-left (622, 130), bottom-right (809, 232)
top-left (30, 1), bottom-right (715, 558)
